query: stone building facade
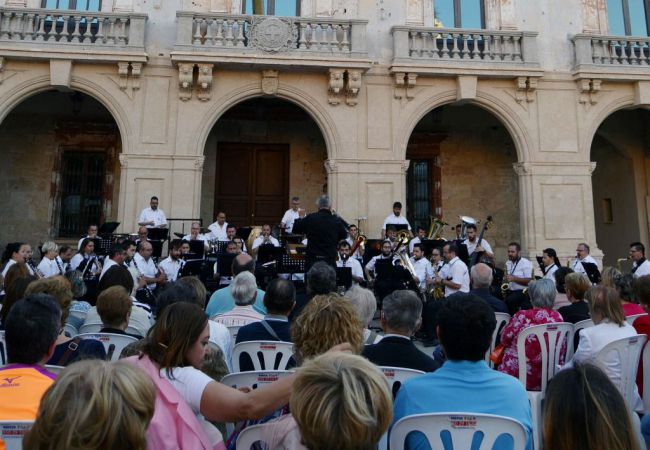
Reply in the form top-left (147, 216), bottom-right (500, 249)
top-left (0, 0), bottom-right (649, 265)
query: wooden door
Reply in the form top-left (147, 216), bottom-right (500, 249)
top-left (214, 143), bottom-right (289, 227)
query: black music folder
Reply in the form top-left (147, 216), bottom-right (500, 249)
top-left (386, 223), bottom-right (409, 232)
top-left (336, 267), bottom-right (352, 290)
top-left (99, 222), bottom-right (120, 234)
top-left (581, 262), bottom-right (602, 284)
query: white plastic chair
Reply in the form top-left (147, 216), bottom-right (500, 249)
top-left (77, 332), bottom-right (138, 361)
top-left (79, 322), bottom-right (141, 336)
top-left (642, 341), bottom-right (650, 414)
top-left (221, 370), bottom-right (293, 436)
top-left (236, 423), bottom-right (269, 449)
top-left (516, 322), bottom-right (573, 450)
top-left (63, 323), bottom-right (78, 337)
top-left (227, 325), bottom-right (241, 343)
top-left (389, 412), bottom-right (527, 450)
top-left (626, 313), bottom-right (648, 326)
top-left (0, 421), bottom-right (33, 450)
top-left (595, 334), bottom-right (647, 411)
top-left (44, 364), bottom-right (65, 375)
top-left (570, 318), bottom-right (594, 358)
top-left (0, 330), bottom-right (6, 366)
top-left (231, 341), bottom-right (294, 372)
top-left (485, 312), bottom-right (510, 367)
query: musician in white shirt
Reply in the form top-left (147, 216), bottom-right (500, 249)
top-left (70, 239), bottom-right (101, 277)
top-left (182, 221), bottom-right (207, 242)
top-left (56, 245), bottom-right (74, 275)
top-left (37, 241), bottom-right (60, 278)
top-left (435, 242), bottom-right (470, 297)
top-left (213, 241), bottom-right (239, 287)
top-left (252, 224), bottom-right (280, 257)
top-left (336, 240), bottom-right (364, 285)
top-left (208, 211), bottom-right (228, 241)
top-left (410, 243), bottom-right (433, 292)
top-left (133, 241), bottom-right (165, 291)
top-left (226, 225), bottom-right (248, 253)
top-left (158, 240), bottom-right (183, 284)
top-left (409, 226), bottom-right (428, 254)
top-left (364, 240), bottom-right (394, 281)
top-left (461, 224), bottom-right (494, 259)
top-left (138, 196), bottom-right (167, 228)
top-left (505, 242), bottom-right (533, 291)
top-left (382, 201), bottom-right (412, 238)
top-left (99, 243), bottom-right (127, 280)
top-left (77, 224), bottom-right (99, 250)
top-left (542, 248), bottom-right (561, 281)
top-left (122, 240), bottom-right (142, 295)
top-left (631, 242), bottom-right (650, 278)
top-left (346, 224), bottom-right (365, 261)
top-left (571, 242), bottom-right (599, 274)
top-left (280, 197), bottom-right (306, 234)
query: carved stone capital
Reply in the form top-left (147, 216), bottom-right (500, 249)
top-left (261, 69), bottom-right (279, 96)
top-left (514, 76), bottom-right (537, 103)
top-left (178, 63), bottom-right (194, 101)
top-left (345, 69), bottom-right (362, 106)
top-left (117, 62), bottom-right (130, 90)
top-left (324, 159), bottom-right (338, 174)
top-left (119, 153), bottom-right (129, 168)
top-left (194, 156), bottom-right (205, 170)
top-left (513, 162), bottom-right (531, 176)
top-left (197, 64), bottom-right (213, 101)
top-left (577, 78), bottom-right (601, 105)
top-left (590, 161), bottom-right (597, 174)
top-left (402, 159), bottom-right (411, 174)
top-left (328, 68), bottom-right (345, 105)
top-left (130, 62), bottom-right (142, 90)
top-left (394, 72), bottom-right (416, 100)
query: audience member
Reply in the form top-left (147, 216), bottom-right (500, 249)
top-left (544, 364), bottom-right (639, 450)
top-left (344, 285), bottom-right (382, 344)
top-left (614, 273), bottom-right (645, 316)
top-left (96, 286), bottom-right (143, 339)
top-left (291, 261), bottom-right (337, 320)
top-left (124, 302), bottom-right (296, 450)
top-left (498, 278), bottom-right (564, 390)
top-left (1, 242), bottom-right (27, 278)
top-left (558, 272), bottom-right (591, 323)
top-left (553, 266), bottom-right (574, 310)
top-left (0, 262), bottom-right (35, 327)
top-left (0, 294), bottom-right (61, 421)
top-left (392, 294), bottom-right (533, 450)
top-left (261, 352), bottom-right (393, 450)
top-left (205, 253), bottom-right (267, 317)
top-left (363, 290), bottom-right (439, 372)
top-left (561, 286), bottom-right (641, 411)
top-left (24, 360), bottom-right (156, 450)
top-left (468, 263), bottom-right (508, 313)
top-left (633, 275), bottom-right (650, 395)
top-left (236, 278), bottom-right (294, 344)
top-left (25, 277), bottom-right (106, 365)
top-left (211, 271), bottom-right (264, 327)
top-left (64, 269), bottom-right (91, 332)
top-left (601, 266), bottom-right (621, 289)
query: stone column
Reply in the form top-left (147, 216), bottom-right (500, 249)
top-left (513, 161), bottom-right (603, 264)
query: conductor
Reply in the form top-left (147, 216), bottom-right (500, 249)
top-left (292, 195), bottom-right (348, 271)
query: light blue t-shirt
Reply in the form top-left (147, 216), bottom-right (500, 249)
top-left (205, 285), bottom-right (267, 318)
top-left (392, 360), bottom-right (533, 450)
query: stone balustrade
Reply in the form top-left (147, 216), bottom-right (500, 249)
top-left (574, 34), bottom-right (650, 66)
top-left (0, 7), bottom-right (146, 58)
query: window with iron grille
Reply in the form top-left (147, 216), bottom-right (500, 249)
top-left (434, 0), bottom-right (485, 28)
top-left (242, 0), bottom-right (300, 16)
top-left (407, 161), bottom-right (432, 232)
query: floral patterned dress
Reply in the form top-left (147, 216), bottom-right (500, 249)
top-left (497, 307), bottom-right (564, 391)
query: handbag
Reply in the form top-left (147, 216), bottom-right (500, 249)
top-left (489, 343), bottom-right (505, 366)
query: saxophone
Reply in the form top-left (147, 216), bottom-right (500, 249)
top-left (429, 262), bottom-right (446, 300)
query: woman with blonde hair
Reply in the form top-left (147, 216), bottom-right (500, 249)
top-left (24, 360), bottom-right (156, 450)
top-left (558, 272), bottom-right (591, 323)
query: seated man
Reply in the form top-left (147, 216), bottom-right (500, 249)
top-left (363, 290), bottom-right (439, 373)
top-left (468, 263), bottom-right (509, 314)
top-left (0, 294), bottom-right (61, 420)
top-left (96, 285), bottom-right (143, 339)
top-left (392, 294), bottom-right (533, 450)
top-left (236, 278), bottom-right (294, 344)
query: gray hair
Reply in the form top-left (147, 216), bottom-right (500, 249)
top-left (528, 278), bottom-right (557, 309)
top-left (41, 241), bottom-right (59, 254)
top-left (470, 263), bottom-right (493, 289)
top-left (231, 271), bottom-right (258, 306)
top-left (382, 290), bottom-right (422, 335)
top-left (344, 286), bottom-right (377, 327)
top-left (306, 262), bottom-right (337, 296)
top-left (317, 195), bottom-right (331, 210)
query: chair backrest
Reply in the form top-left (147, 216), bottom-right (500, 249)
top-left (516, 322), bottom-right (573, 392)
top-left (485, 312), bottom-right (510, 367)
top-left (389, 412), bottom-right (527, 450)
top-left (0, 421), bottom-right (34, 450)
top-left (63, 323), bottom-right (78, 338)
top-left (78, 322), bottom-right (103, 334)
top-left (77, 332), bottom-right (138, 361)
top-left (380, 366), bottom-right (425, 398)
top-left (231, 341), bottom-right (294, 372)
top-left (570, 318), bottom-right (595, 357)
top-left (626, 314), bottom-right (648, 326)
top-left (0, 330), bottom-right (6, 366)
top-left (44, 364), bottom-right (65, 375)
top-left (236, 423), bottom-right (269, 449)
top-left (595, 334), bottom-right (648, 409)
top-left (227, 325), bottom-right (241, 343)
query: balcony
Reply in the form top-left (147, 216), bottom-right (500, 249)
top-left (171, 12), bottom-right (371, 71)
top-left (573, 34), bottom-right (650, 81)
top-left (391, 26), bottom-right (542, 78)
top-left (0, 7), bottom-right (147, 63)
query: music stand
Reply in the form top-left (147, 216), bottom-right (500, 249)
top-left (86, 237), bottom-right (105, 256)
top-left (188, 240), bottom-right (205, 259)
top-left (147, 228), bottom-right (169, 259)
top-left (374, 259), bottom-right (396, 279)
top-left (215, 253), bottom-right (236, 277)
top-left (535, 256), bottom-right (545, 273)
top-left (363, 239), bottom-right (383, 266)
top-left (420, 239), bottom-right (446, 257)
top-left (336, 267), bottom-right (352, 290)
top-left (99, 222), bottom-right (120, 234)
top-left (580, 262), bottom-right (602, 284)
top-left (179, 259), bottom-right (204, 278)
top-left (257, 245), bottom-right (284, 265)
top-left (236, 227), bottom-right (253, 242)
top-left (279, 254), bottom-right (306, 279)
top-left (387, 223), bottom-right (409, 232)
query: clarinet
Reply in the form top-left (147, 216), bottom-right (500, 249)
top-left (55, 257), bottom-right (65, 275)
top-left (176, 258), bottom-right (186, 281)
top-left (132, 257), bottom-right (156, 305)
top-left (81, 255), bottom-right (98, 280)
top-left (27, 259), bottom-right (44, 279)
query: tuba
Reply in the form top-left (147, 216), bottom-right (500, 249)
top-left (427, 216), bottom-right (448, 240)
top-left (247, 226), bottom-right (263, 251)
top-left (459, 215), bottom-right (478, 240)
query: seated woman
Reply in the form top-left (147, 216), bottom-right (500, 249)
top-left (124, 302), bottom-right (300, 450)
top-left (65, 269), bottom-right (92, 333)
top-left (96, 285), bottom-right (143, 339)
top-left (261, 352), bottom-right (393, 450)
top-left (344, 285), bottom-right (382, 345)
top-left (498, 278), bottom-right (565, 390)
top-left (25, 360), bottom-right (156, 450)
top-left (614, 273), bottom-right (645, 317)
top-left (558, 273), bottom-right (591, 324)
top-left (25, 277), bottom-right (106, 366)
top-left (552, 267), bottom-right (574, 310)
top-left (0, 262), bottom-right (35, 329)
top-left (562, 286), bottom-right (641, 411)
top-left (544, 363), bottom-right (640, 450)
top-left (600, 266), bottom-right (621, 289)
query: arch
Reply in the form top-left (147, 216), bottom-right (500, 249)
top-left (0, 74), bottom-right (132, 154)
top-left (395, 89), bottom-right (532, 163)
top-left (193, 83), bottom-right (340, 161)
top-left (580, 94), bottom-right (636, 160)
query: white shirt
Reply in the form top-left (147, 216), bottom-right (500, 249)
top-left (70, 253), bottom-right (99, 274)
top-left (382, 213), bottom-right (411, 231)
top-left (462, 237), bottom-right (493, 256)
top-left (123, 260), bottom-right (141, 296)
top-left (506, 257), bottom-right (533, 291)
top-left (159, 256), bottom-right (182, 283)
top-left (252, 235), bottom-right (280, 250)
top-left (439, 256), bottom-right (470, 297)
top-left (37, 257), bottom-right (60, 278)
top-left (633, 259), bottom-right (650, 278)
top-left (208, 222), bottom-right (228, 241)
top-left (281, 209), bottom-right (301, 234)
top-left (544, 264), bottom-right (559, 281)
top-left (183, 233), bottom-right (207, 242)
top-left (572, 254), bottom-right (598, 274)
top-left (410, 256), bottom-right (433, 290)
top-left (78, 235), bottom-right (97, 250)
top-left (336, 257), bottom-right (364, 285)
top-left (209, 320), bottom-right (233, 372)
top-left (139, 207), bottom-right (167, 228)
top-left (99, 258), bottom-right (119, 280)
top-left (133, 253), bottom-right (157, 290)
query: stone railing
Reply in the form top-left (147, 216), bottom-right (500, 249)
top-left (175, 12), bottom-right (367, 57)
top-left (574, 34), bottom-right (650, 66)
top-left (393, 26), bottom-right (538, 65)
top-left (0, 7), bottom-right (146, 49)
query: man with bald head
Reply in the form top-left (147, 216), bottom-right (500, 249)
top-left (206, 253), bottom-right (267, 317)
top-left (465, 263), bottom-right (508, 314)
top-left (133, 240), bottom-right (166, 292)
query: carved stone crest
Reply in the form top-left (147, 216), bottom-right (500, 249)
top-left (247, 17), bottom-right (296, 53)
top-left (262, 70), bottom-right (280, 95)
